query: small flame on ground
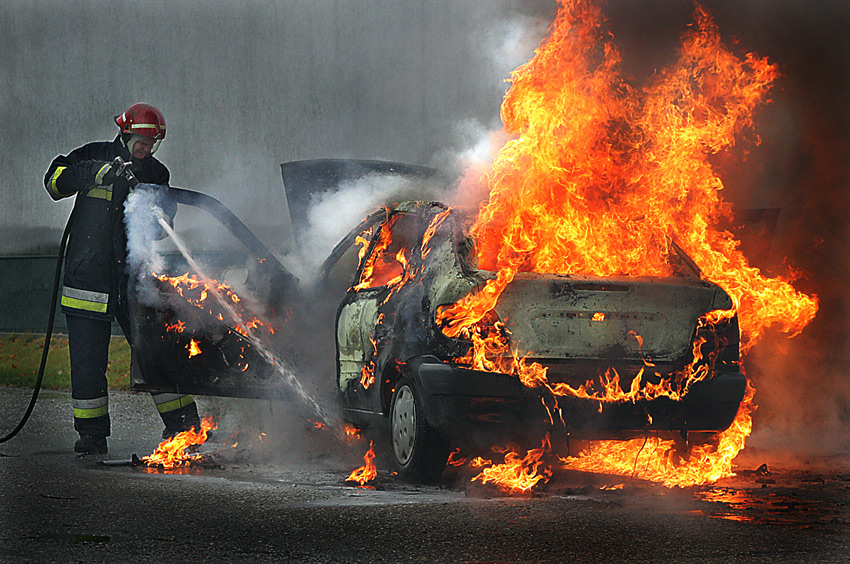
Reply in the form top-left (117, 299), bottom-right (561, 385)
top-left (142, 416), bottom-right (217, 469)
top-left (470, 456), bottom-right (493, 468)
top-left (447, 448), bottom-right (467, 467)
top-left (343, 424), bottom-right (362, 440)
top-left (560, 381), bottom-right (756, 488)
top-left (472, 435), bottom-right (553, 495)
top-left (346, 441), bottom-right (377, 486)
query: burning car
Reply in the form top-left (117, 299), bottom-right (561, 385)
top-left (131, 160), bottom-right (745, 483)
top-left (321, 198), bottom-right (746, 482)
top-left (132, 0), bottom-right (823, 488)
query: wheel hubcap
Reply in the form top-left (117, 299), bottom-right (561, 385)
top-left (392, 385), bottom-right (416, 465)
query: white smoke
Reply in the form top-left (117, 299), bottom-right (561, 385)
top-left (285, 172), bottom-right (445, 283)
top-left (432, 14), bottom-right (549, 210)
top-left (124, 185), bottom-right (169, 305)
top-left (483, 14), bottom-right (550, 83)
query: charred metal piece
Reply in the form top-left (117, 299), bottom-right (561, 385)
top-left (98, 454), bottom-right (144, 467)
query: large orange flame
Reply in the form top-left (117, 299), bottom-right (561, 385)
top-left (438, 0), bottom-right (817, 488)
top-left (440, 0), bottom-right (816, 345)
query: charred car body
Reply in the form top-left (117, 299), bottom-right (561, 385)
top-left (131, 160), bottom-right (747, 482)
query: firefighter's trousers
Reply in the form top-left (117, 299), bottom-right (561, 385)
top-left (67, 308), bottom-right (200, 439)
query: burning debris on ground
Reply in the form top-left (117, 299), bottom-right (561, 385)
top-left (346, 441), bottom-right (379, 487)
top-left (141, 416), bottom-right (218, 471)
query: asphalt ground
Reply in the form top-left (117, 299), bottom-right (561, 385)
top-left (1, 387), bottom-right (849, 563)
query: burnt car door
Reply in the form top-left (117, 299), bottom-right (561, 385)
top-left (130, 188), bottom-right (298, 399)
top-left (335, 209), bottom-right (426, 416)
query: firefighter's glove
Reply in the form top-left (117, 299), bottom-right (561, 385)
top-left (93, 157), bottom-right (128, 186)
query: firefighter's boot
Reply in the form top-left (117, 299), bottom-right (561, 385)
top-left (74, 435), bottom-right (108, 455)
top-left (155, 393), bottom-right (202, 438)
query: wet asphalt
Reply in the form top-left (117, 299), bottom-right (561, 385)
top-left (1, 387), bottom-right (849, 563)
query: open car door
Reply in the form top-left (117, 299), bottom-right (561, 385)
top-left (130, 187), bottom-right (298, 399)
top-left (131, 160), bottom-right (445, 399)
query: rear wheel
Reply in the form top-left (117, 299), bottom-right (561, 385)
top-left (390, 378), bottom-right (449, 483)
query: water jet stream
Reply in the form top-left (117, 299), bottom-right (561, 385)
top-left (157, 217), bottom-right (343, 436)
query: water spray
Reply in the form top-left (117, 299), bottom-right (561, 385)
top-left (153, 210), bottom-right (343, 438)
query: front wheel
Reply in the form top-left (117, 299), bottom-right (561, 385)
top-left (390, 378), bottom-right (449, 483)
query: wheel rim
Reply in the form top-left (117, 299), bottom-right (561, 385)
top-left (392, 385), bottom-right (416, 465)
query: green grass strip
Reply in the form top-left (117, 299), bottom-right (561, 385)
top-left (0, 333), bottom-right (131, 391)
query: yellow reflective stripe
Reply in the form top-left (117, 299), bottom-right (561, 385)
top-left (130, 123), bottom-right (165, 131)
top-left (86, 188), bottom-right (113, 201)
top-left (61, 295), bottom-right (109, 314)
top-left (155, 395), bottom-right (195, 414)
top-left (94, 163), bottom-right (111, 185)
top-left (49, 167), bottom-right (67, 199)
top-left (74, 405), bottom-right (109, 419)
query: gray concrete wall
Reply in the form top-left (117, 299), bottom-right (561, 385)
top-left (0, 0), bottom-right (554, 256)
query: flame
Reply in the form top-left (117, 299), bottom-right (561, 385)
top-left (360, 337), bottom-right (378, 389)
top-left (343, 423), bottom-right (362, 440)
top-left (470, 456), bottom-right (493, 468)
top-left (447, 448), bottom-right (467, 467)
top-left (187, 339), bottom-right (202, 358)
top-left (142, 416), bottom-right (217, 469)
top-left (472, 435), bottom-right (553, 494)
top-left (470, 456), bottom-right (492, 468)
top-left (165, 320), bottom-right (185, 333)
top-left (153, 272), bottom-right (276, 336)
top-left (353, 213), bottom-right (408, 291)
top-left (353, 206), bottom-right (450, 299)
top-left (439, 1), bottom-right (816, 348)
top-left (427, 0), bottom-right (820, 489)
top-left (227, 429), bottom-right (269, 452)
top-left (420, 208), bottom-right (452, 260)
top-left (346, 441), bottom-right (378, 486)
top-left (561, 381), bottom-right (756, 487)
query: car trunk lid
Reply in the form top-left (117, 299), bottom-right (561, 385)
top-left (493, 273), bottom-right (719, 363)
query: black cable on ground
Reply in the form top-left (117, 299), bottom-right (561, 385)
top-left (0, 209), bottom-right (74, 444)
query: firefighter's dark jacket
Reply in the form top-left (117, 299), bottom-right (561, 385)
top-left (44, 135), bottom-right (171, 320)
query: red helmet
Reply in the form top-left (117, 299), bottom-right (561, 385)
top-left (115, 103), bottom-right (166, 140)
top-left (115, 103), bottom-right (166, 156)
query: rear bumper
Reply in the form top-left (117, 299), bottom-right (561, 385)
top-left (409, 356), bottom-right (747, 444)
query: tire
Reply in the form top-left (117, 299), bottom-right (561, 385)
top-left (389, 378), bottom-right (449, 483)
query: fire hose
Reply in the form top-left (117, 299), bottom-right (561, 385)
top-left (0, 204), bottom-right (76, 444)
top-left (2, 158), bottom-right (296, 443)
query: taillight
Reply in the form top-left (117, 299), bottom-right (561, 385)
top-left (719, 315), bottom-right (740, 365)
top-left (696, 314), bottom-right (740, 370)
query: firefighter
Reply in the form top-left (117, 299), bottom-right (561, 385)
top-left (44, 103), bottom-right (202, 455)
